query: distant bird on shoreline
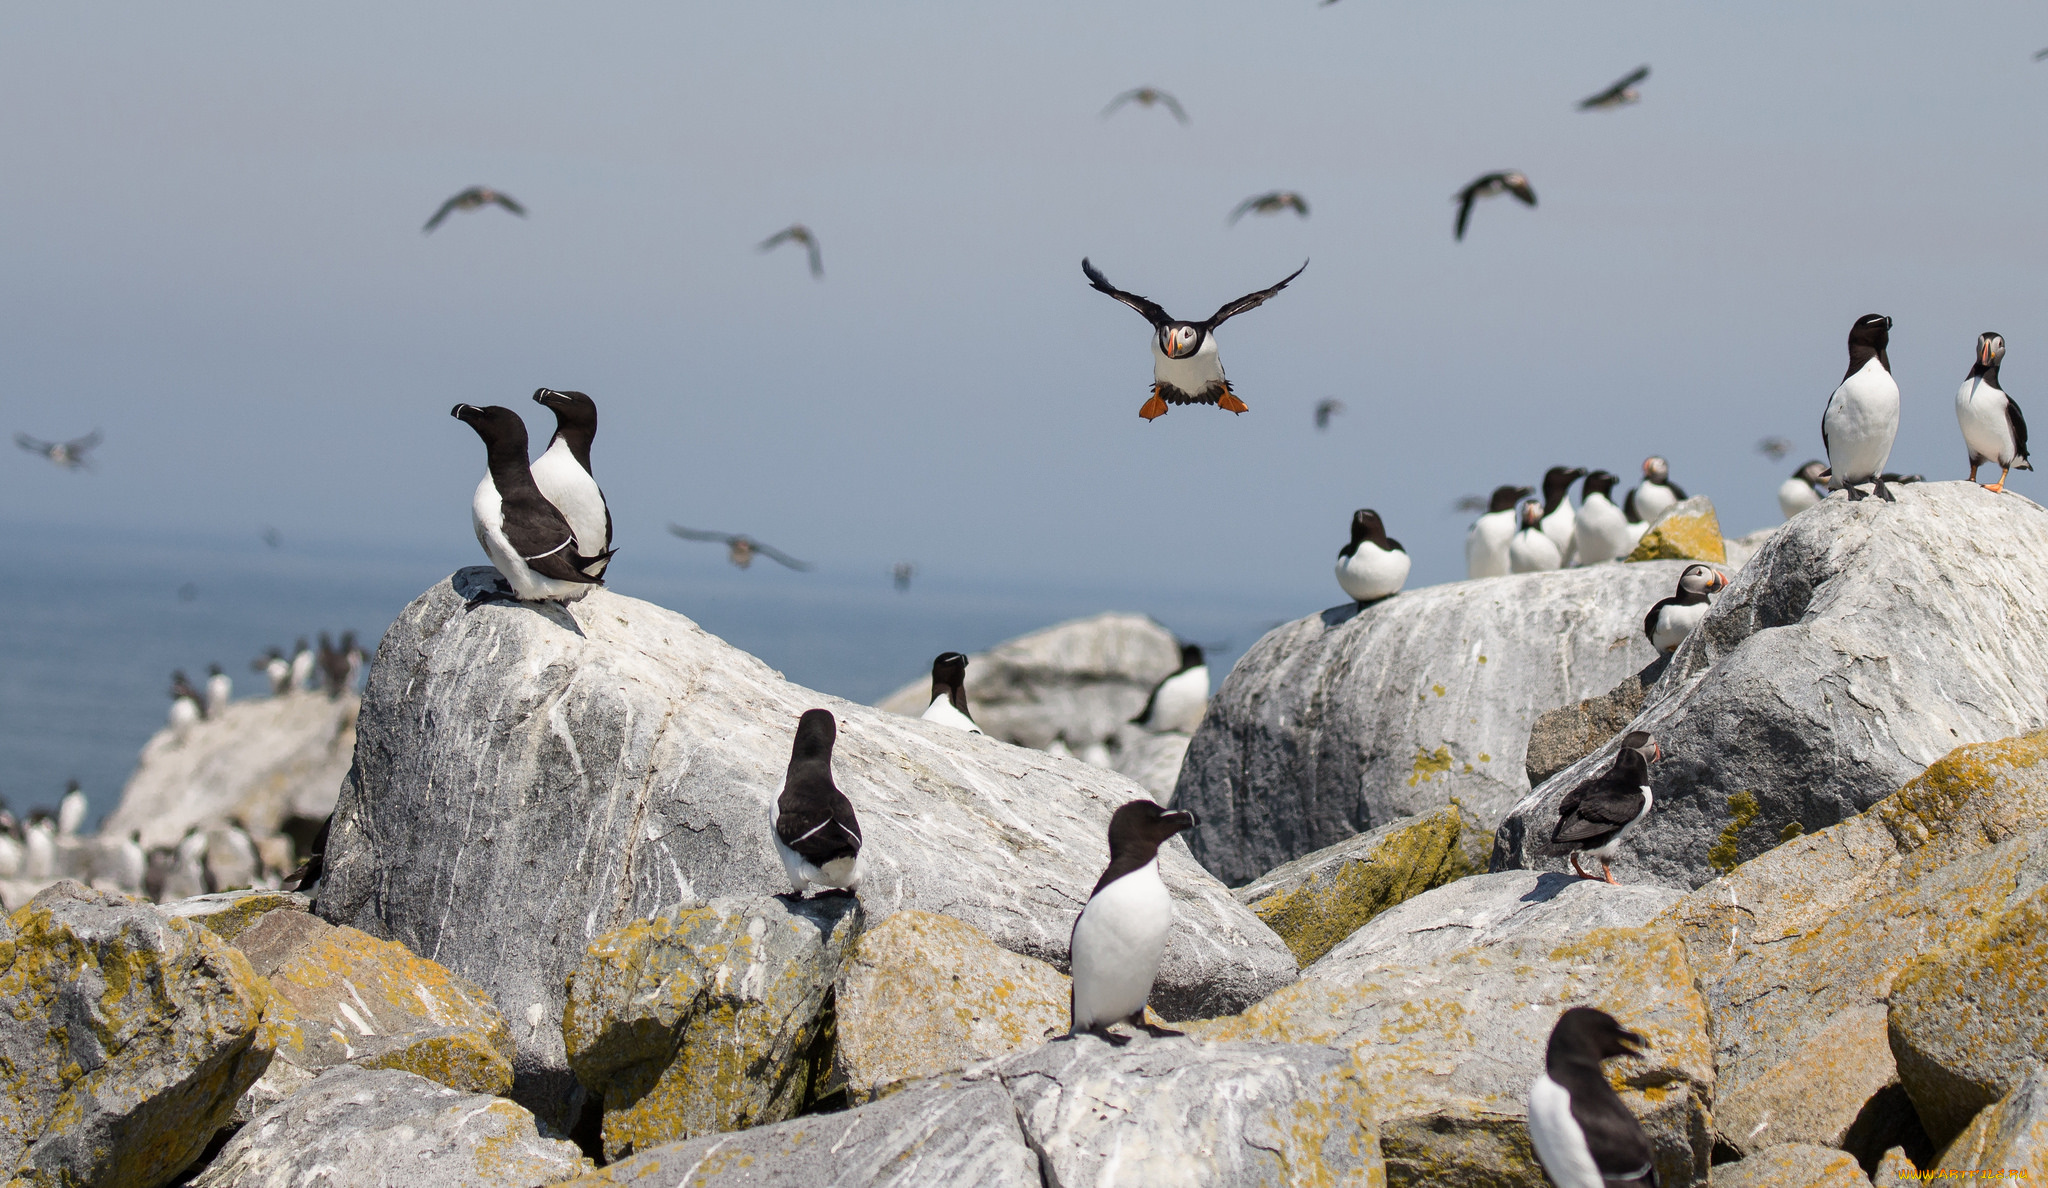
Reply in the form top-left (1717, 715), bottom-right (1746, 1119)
top-left (1335, 509), bottom-right (1408, 604)
top-left (1229, 191), bottom-right (1309, 224)
top-left (423, 187), bottom-right (526, 233)
top-left (1578, 65), bottom-right (1649, 110)
top-left (1101, 87), bottom-right (1187, 123)
top-left (759, 224), bottom-right (823, 279)
top-left (920, 652), bottom-right (981, 733)
top-left (1453, 172), bottom-right (1536, 241)
top-left (1313, 398), bottom-right (1344, 431)
top-left (1082, 256), bottom-right (1306, 421)
top-left (668, 525), bottom-right (812, 571)
top-left (16, 430), bottom-right (101, 469)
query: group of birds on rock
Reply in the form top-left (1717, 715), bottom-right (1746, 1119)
top-left (165, 634), bottom-right (364, 736)
top-left (1460, 458), bottom-right (1687, 581)
top-left (0, 781), bottom-right (93, 882)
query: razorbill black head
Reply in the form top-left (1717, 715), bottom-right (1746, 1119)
top-left (1466, 484), bottom-right (1540, 578)
top-left (1081, 257), bottom-right (1306, 421)
top-left (1490, 484), bottom-right (1534, 513)
top-left (529, 388), bottom-right (613, 578)
top-left (1453, 171), bottom-right (1536, 241)
top-left (1823, 314), bottom-right (1902, 503)
top-left (1543, 731), bottom-right (1661, 883)
top-left (1069, 799), bottom-right (1198, 1042)
top-left (1959, 330), bottom-right (2032, 492)
top-left (454, 403), bottom-right (606, 604)
top-left (1542, 466), bottom-right (1588, 513)
top-left (1582, 470), bottom-right (1619, 500)
top-left (772, 709), bottom-right (863, 896)
top-left (921, 652), bottom-right (981, 733)
top-left (1528, 1007), bottom-right (1657, 1188)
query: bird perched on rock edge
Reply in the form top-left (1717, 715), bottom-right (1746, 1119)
top-left (1644, 563), bottom-right (1726, 654)
top-left (1542, 730), bottom-right (1660, 884)
top-left (1335, 509), bottom-right (1408, 604)
top-left (1068, 799), bottom-right (1198, 1044)
top-left (1956, 331), bottom-right (2031, 493)
top-left (1821, 313), bottom-right (1901, 502)
top-left (920, 652), bottom-right (981, 734)
top-left (452, 404), bottom-right (608, 604)
top-left (772, 709), bottom-right (863, 897)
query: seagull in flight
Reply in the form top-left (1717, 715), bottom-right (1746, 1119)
top-left (16, 430), bottom-right (101, 469)
top-left (759, 224), bottom-right (823, 279)
top-left (1453, 172), bottom-right (1536, 241)
top-left (668, 525), bottom-right (812, 571)
top-left (1229, 191), bottom-right (1310, 225)
top-left (422, 187), bottom-right (527, 233)
top-left (1314, 398), bottom-right (1345, 431)
top-left (1101, 87), bottom-right (1188, 124)
top-left (1578, 66), bottom-right (1650, 110)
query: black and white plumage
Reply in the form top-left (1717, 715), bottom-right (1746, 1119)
top-left (920, 651), bottom-right (981, 734)
top-left (317, 635), bottom-right (350, 698)
top-left (1509, 499), bottom-right (1563, 573)
top-left (1957, 332), bottom-right (2032, 492)
top-left (758, 224), bottom-right (823, 279)
top-left (1101, 87), bottom-right (1188, 123)
top-left (422, 186), bottom-right (526, 233)
top-left (1069, 799), bottom-right (1198, 1043)
top-left (1466, 484), bottom-right (1536, 578)
top-left (169, 671), bottom-right (205, 736)
top-left (1822, 314), bottom-right (1901, 502)
top-left (1453, 172), bottom-right (1536, 241)
top-left (1229, 191), bottom-right (1310, 224)
top-left (667, 525), bottom-right (812, 571)
top-left (1313, 398), bottom-right (1344, 431)
top-left (1538, 465), bottom-right (1588, 561)
top-left (280, 815), bottom-right (330, 894)
top-left (530, 389), bottom-right (614, 578)
top-left (1336, 509), bottom-right (1409, 604)
top-left (1082, 257), bottom-right (1306, 421)
top-left (1572, 471), bottom-right (1636, 565)
top-left (772, 709), bottom-right (863, 897)
top-left (1528, 1008), bottom-right (1659, 1188)
top-left (57, 781), bottom-right (86, 838)
top-left (1131, 644), bottom-right (1209, 734)
top-left (1623, 456), bottom-right (1686, 524)
top-left (1577, 65), bottom-right (1650, 111)
top-left (15, 429), bottom-right (101, 469)
top-left (1644, 564), bottom-right (1726, 655)
top-left (1542, 730), bottom-right (1660, 884)
top-left (1778, 460), bottom-right (1829, 520)
top-left (205, 664), bottom-right (231, 717)
top-left (253, 647), bottom-right (290, 696)
top-left (289, 639), bottom-right (314, 693)
top-left (452, 404), bottom-right (607, 603)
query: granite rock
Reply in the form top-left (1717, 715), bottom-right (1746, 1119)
top-left (1709, 1143), bottom-right (1871, 1188)
top-left (1113, 729), bottom-right (1193, 803)
top-left (1933, 1065), bottom-right (2048, 1180)
top-left (1625, 495), bottom-right (1727, 563)
top-left (156, 889), bottom-right (310, 944)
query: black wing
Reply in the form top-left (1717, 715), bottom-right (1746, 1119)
top-left (669, 524), bottom-right (738, 544)
top-left (2009, 391), bottom-right (2031, 463)
top-left (1082, 259), bottom-right (1171, 328)
top-left (1643, 597), bottom-right (1674, 646)
top-left (64, 430), bottom-right (102, 454)
top-left (490, 192), bottom-right (527, 217)
top-left (1551, 778), bottom-right (1647, 844)
top-left (502, 493), bottom-right (601, 585)
top-left (804, 240), bottom-right (823, 278)
top-left (15, 433), bottom-right (53, 455)
top-left (1623, 488), bottom-right (1640, 521)
top-left (1666, 480), bottom-right (1687, 500)
top-left (422, 192), bottom-right (468, 233)
top-left (1571, 1085), bottom-right (1658, 1184)
top-left (1158, 92), bottom-right (1189, 123)
top-left (1204, 260), bottom-right (1307, 328)
top-left (749, 540), bottom-right (813, 571)
top-left (1454, 187), bottom-right (1479, 241)
top-left (776, 787), bottom-right (862, 863)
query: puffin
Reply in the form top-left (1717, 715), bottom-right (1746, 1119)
top-left (1228, 191), bottom-right (1310, 224)
top-left (453, 404), bottom-right (608, 603)
top-left (422, 186), bottom-right (525, 233)
top-left (1335, 509), bottom-right (1409, 604)
top-left (1508, 500), bottom-right (1563, 572)
top-left (1644, 564), bottom-right (1727, 654)
top-left (1528, 1007), bottom-right (1659, 1188)
top-left (1538, 465), bottom-right (1588, 562)
top-left (529, 389), bottom-right (614, 578)
top-left (771, 709), bottom-right (864, 897)
top-left (1465, 484), bottom-right (1536, 578)
top-left (920, 651), bottom-right (982, 733)
top-left (1572, 471), bottom-right (1635, 565)
top-left (1778, 460), bottom-right (1829, 519)
top-left (1956, 331), bottom-right (2032, 492)
top-left (759, 224), bottom-right (823, 279)
top-left (1082, 257), bottom-right (1306, 421)
top-left (1068, 799), bottom-right (1198, 1043)
top-left (1821, 314), bottom-right (1900, 502)
top-left (1132, 644), bottom-right (1209, 734)
top-left (1541, 730), bottom-right (1661, 884)
top-left (1623, 457), bottom-right (1685, 524)
top-left (1577, 65), bottom-right (1650, 111)
top-left (14, 429), bottom-right (101, 470)
top-left (1453, 171), bottom-right (1536, 241)
top-left (1101, 87), bottom-right (1188, 124)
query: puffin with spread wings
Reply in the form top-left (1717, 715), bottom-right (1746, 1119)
top-left (1082, 258), bottom-right (1306, 421)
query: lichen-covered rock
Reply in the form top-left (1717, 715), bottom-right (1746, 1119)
top-left (1523, 663), bottom-right (1659, 789)
top-left (157, 889), bottom-right (310, 943)
top-left (1933, 1065), bottom-right (2048, 1180)
top-left (1625, 495), bottom-right (1727, 563)
top-left (1177, 562), bottom-right (1689, 885)
top-left (1870, 1147), bottom-right (1919, 1188)
top-left (1, 880), bottom-right (275, 1188)
top-left (1232, 806), bottom-right (1476, 967)
top-left (1710, 1143), bottom-right (1872, 1188)
top-left (1871, 728), bottom-right (2048, 881)
top-left (189, 1064), bottom-right (590, 1188)
top-left (832, 910), bottom-right (1067, 1104)
top-left (1113, 729), bottom-right (1193, 803)
top-left (564, 894), bottom-right (861, 1161)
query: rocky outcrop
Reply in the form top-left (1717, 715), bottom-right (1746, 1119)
top-left (1933, 1065), bottom-right (2048, 1179)
top-left (1523, 661), bottom-right (1659, 788)
top-left (1498, 483), bottom-right (2048, 888)
top-left (1710, 1143), bottom-right (1872, 1188)
top-left (1, 881), bottom-right (275, 1188)
top-left (318, 570), bottom-right (1295, 1128)
top-left (157, 889), bottom-right (309, 943)
top-left (832, 910), bottom-right (1069, 1104)
top-left (1112, 729), bottom-right (1193, 802)
top-left (188, 1065), bottom-right (591, 1188)
top-left (1625, 494), bottom-right (1727, 563)
top-left (563, 894), bottom-right (861, 1161)
top-left (1868, 727), bottom-right (2048, 880)
top-left (1176, 561), bottom-right (1690, 885)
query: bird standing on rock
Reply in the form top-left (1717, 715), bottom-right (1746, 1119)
top-left (1082, 257), bottom-right (1305, 421)
top-left (57, 781), bottom-right (86, 838)
top-left (452, 404), bottom-right (608, 604)
top-left (920, 652), bottom-right (981, 734)
top-left (1509, 500), bottom-right (1562, 572)
top-left (772, 709), bottom-right (863, 897)
top-left (1542, 730), bottom-right (1660, 884)
top-left (1131, 645), bottom-right (1208, 734)
top-left (1822, 314), bottom-right (1901, 502)
top-left (1778, 460), bottom-right (1829, 519)
top-left (1623, 457), bottom-right (1685, 524)
top-left (1644, 563), bottom-right (1726, 654)
top-left (1528, 1007), bottom-right (1660, 1188)
top-left (205, 664), bottom-right (231, 717)
top-left (1538, 466), bottom-right (1587, 562)
top-left (1956, 331), bottom-right (2031, 493)
top-left (1572, 471), bottom-right (1635, 565)
top-left (1465, 484), bottom-right (1535, 578)
top-left (1069, 799), bottom-right (1197, 1044)
top-left (529, 389), bottom-right (614, 578)
top-left (1335, 509), bottom-right (1409, 604)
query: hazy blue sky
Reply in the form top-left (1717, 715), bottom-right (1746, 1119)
top-left (4, 1), bottom-right (2045, 599)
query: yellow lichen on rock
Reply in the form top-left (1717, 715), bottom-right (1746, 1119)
top-left (1234, 807), bottom-right (1474, 968)
top-left (1873, 727), bottom-right (2048, 879)
top-left (156, 889), bottom-right (310, 944)
top-left (1626, 495), bottom-right (1727, 563)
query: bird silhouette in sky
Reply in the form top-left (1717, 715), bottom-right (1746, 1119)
top-left (1756, 436), bottom-right (1794, 461)
top-left (1314, 399), bottom-right (1345, 431)
top-left (1578, 65), bottom-right (1649, 110)
top-left (759, 224), bottom-right (824, 279)
top-left (1101, 87), bottom-right (1188, 123)
top-left (422, 187), bottom-right (527, 233)
top-left (1229, 191), bottom-right (1310, 225)
top-left (16, 430), bottom-right (101, 469)
top-left (892, 562), bottom-right (914, 592)
top-left (669, 525), bottom-right (812, 570)
top-left (1454, 172), bottom-right (1537, 241)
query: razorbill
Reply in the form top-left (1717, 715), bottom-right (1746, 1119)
top-left (1644, 564), bottom-right (1727, 654)
top-left (453, 403), bottom-right (607, 603)
top-left (1335, 509), bottom-right (1409, 604)
top-left (1131, 644), bottom-right (1209, 734)
top-left (1465, 484), bottom-right (1536, 578)
top-left (920, 652), bottom-right (982, 733)
top-left (111, 831), bottom-right (147, 894)
top-left (280, 816), bottom-right (330, 893)
top-left (169, 671), bottom-right (205, 736)
top-left (1069, 799), bottom-right (1198, 1043)
top-left (1509, 500), bottom-right (1563, 572)
top-left (1541, 730), bottom-right (1661, 884)
top-left (254, 647), bottom-right (290, 696)
top-left (1957, 331), bottom-right (2032, 492)
top-left (1578, 65), bottom-right (1650, 111)
top-left (422, 186), bottom-right (526, 233)
top-left (1572, 471), bottom-right (1635, 565)
top-left (205, 664), bottom-right (231, 717)
top-left (1528, 1007), bottom-right (1659, 1188)
top-left (1538, 465), bottom-right (1588, 561)
top-left (1623, 457), bottom-right (1686, 524)
top-left (1453, 171), bottom-right (1536, 241)
top-left (289, 639), bottom-right (314, 693)
top-left (1778, 460), bottom-right (1829, 519)
top-left (1822, 314), bottom-right (1901, 502)
top-left (1082, 257), bottom-right (1306, 421)
top-left (23, 814), bottom-right (55, 880)
top-left (772, 709), bottom-right (864, 897)
top-left (530, 388), bottom-right (614, 577)
top-left (668, 525), bottom-right (813, 570)
top-left (56, 780), bottom-right (86, 838)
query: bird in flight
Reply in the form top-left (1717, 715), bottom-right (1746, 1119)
top-left (1578, 66), bottom-right (1649, 110)
top-left (1453, 172), bottom-right (1537, 241)
top-left (759, 224), bottom-right (823, 279)
top-left (1314, 398), bottom-right (1345, 431)
top-left (1101, 87), bottom-right (1188, 124)
top-left (2034, 47), bottom-right (2048, 60)
top-left (668, 525), bottom-right (812, 571)
top-left (16, 430), bottom-right (101, 469)
top-left (1229, 191), bottom-right (1310, 225)
top-left (1083, 257), bottom-right (1306, 421)
top-left (422, 187), bottom-right (527, 234)
top-left (892, 562), bottom-right (914, 592)
top-left (1756, 436), bottom-right (1793, 461)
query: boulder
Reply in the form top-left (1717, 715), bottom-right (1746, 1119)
top-left (157, 889), bottom-right (309, 943)
top-left (563, 894), bottom-right (861, 1161)
top-left (1113, 729), bottom-right (1193, 802)
top-left (1723, 526), bottom-right (1778, 572)
top-left (875, 611), bottom-right (1183, 752)
top-left (188, 1064), bottom-right (591, 1188)
top-left (317, 570), bottom-right (1295, 1129)
top-left (1933, 1065), bottom-right (2048, 1180)
top-left (1870, 1148), bottom-right (1919, 1188)
top-left (1625, 494), bottom-right (1727, 563)
top-left (1710, 1143), bottom-right (1872, 1188)
top-left (831, 910), bottom-right (1069, 1104)
top-left (1176, 562), bottom-right (1691, 885)
top-left (1497, 483), bottom-right (2048, 888)
top-left (1231, 805), bottom-right (1476, 967)
top-left (1, 881), bottom-right (275, 1188)
top-left (1869, 727), bottom-right (2048, 881)
top-left (1523, 661), bottom-right (1660, 788)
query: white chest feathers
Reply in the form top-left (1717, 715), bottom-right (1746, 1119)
top-left (1572, 494), bottom-right (1633, 565)
top-left (1466, 510), bottom-right (1517, 578)
top-left (1527, 1075), bottom-right (1606, 1188)
top-left (921, 696), bottom-right (982, 733)
top-left (1651, 599), bottom-right (1712, 653)
top-left (1778, 476), bottom-right (1822, 520)
top-left (1509, 526), bottom-right (1562, 573)
top-left (1152, 333), bottom-right (1225, 391)
top-left (1632, 482), bottom-right (1678, 524)
top-left (1540, 503), bottom-right (1576, 558)
top-left (1141, 666), bottom-right (1209, 733)
top-left (1070, 859), bottom-right (1174, 1030)
top-left (529, 437), bottom-right (611, 567)
top-left (1824, 357), bottom-right (1901, 482)
top-left (1336, 542), bottom-right (1409, 603)
top-left (1957, 377), bottom-right (2018, 466)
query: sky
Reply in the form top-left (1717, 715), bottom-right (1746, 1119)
top-left (3, 1), bottom-right (2046, 602)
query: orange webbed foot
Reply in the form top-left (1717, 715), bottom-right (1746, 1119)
top-left (1139, 391), bottom-right (1169, 421)
top-left (1217, 387), bottom-right (1249, 415)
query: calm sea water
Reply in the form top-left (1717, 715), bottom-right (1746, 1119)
top-left (0, 519), bottom-right (1312, 828)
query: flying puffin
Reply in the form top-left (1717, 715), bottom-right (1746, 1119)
top-left (1132, 644), bottom-right (1209, 734)
top-left (759, 224), bottom-right (823, 279)
top-left (1101, 87), bottom-right (1188, 123)
top-left (920, 651), bottom-right (982, 733)
top-left (452, 404), bottom-right (607, 603)
top-left (1528, 1008), bottom-right (1659, 1188)
top-left (1081, 258), bottom-right (1306, 421)
top-left (1069, 799), bottom-right (1198, 1043)
top-left (1538, 465), bottom-right (1588, 561)
top-left (1228, 191), bottom-right (1310, 224)
top-left (1335, 509), bottom-right (1409, 604)
top-left (1465, 484), bottom-right (1535, 578)
top-left (15, 429), bottom-right (101, 469)
top-left (1623, 457), bottom-right (1685, 523)
top-left (1453, 172), bottom-right (1536, 241)
top-left (529, 389), bottom-right (614, 579)
top-left (1577, 65), bottom-right (1650, 111)
top-left (1509, 500), bottom-right (1563, 572)
top-left (1541, 731), bottom-right (1661, 884)
top-left (1778, 460), bottom-right (1829, 519)
top-left (1572, 471), bottom-right (1635, 565)
top-left (667, 525), bottom-right (812, 570)
top-left (1822, 314), bottom-right (1901, 502)
top-left (422, 186), bottom-right (526, 233)
top-left (1644, 563), bottom-right (1727, 654)
top-left (1956, 331), bottom-right (2032, 493)
top-left (771, 709), bottom-right (864, 897)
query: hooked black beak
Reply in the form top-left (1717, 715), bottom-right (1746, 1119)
top-left (451, 404), bottom-right (479, 421)
top-left (533, 388), bottom-right (563, 407)
top-left (1165, 809), bottom-right (1198, 832)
